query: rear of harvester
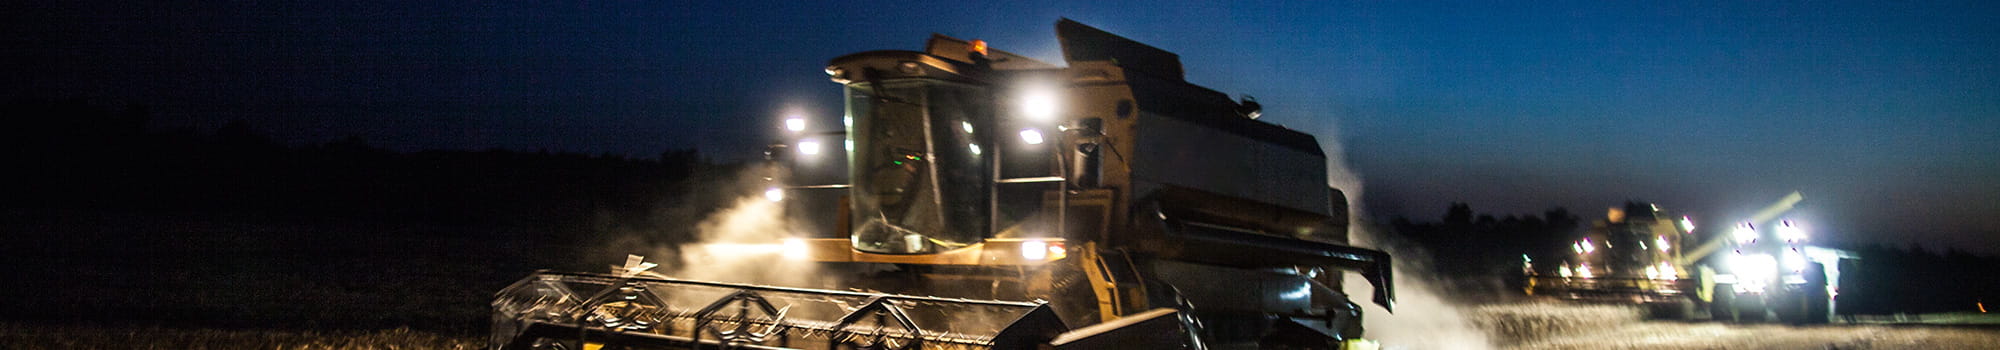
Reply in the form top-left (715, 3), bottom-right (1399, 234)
top-left (492, 19), bottom-right (1394, 350)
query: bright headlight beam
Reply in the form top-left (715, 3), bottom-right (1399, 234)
top-left (785, 117), bottom-right (806, 132)
top-left (1733, 223), bottom-right (1758, 244)
top-left (764, 187), bottom-right (784, 202)
top-left (798, 140), bottom-right (821, 155)
top-left (1019, 128), bottom-right (1045, 145)
top-left (782, 238), bottom-right (808, 260)
top-left (1777, 220), bottom-right (1806, 242)
top-left (1019, 88), bottom-right (1060, 122)
top-left (1021, 240), bottom-right (1048, 260)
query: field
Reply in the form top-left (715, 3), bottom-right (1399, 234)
top-left (0, 210), bottom-right (611, 347)
top-left (0, 324), bottom-right (475, 349)
top-left (8, 210), bottom-right (2000, 349)
top-left (1470, 303), bottom-right (2000, 350)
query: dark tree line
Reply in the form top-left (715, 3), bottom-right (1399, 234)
top-left (2, 99), bottom-right (721, 232)
top-left (1385, 200), bottom-right (2000, 315)
top-left (1386, 203), bottom-right (1584, 298)
top-left (1832, 243), bottom-right (2000, 315)
top-left (0, 98), bottom-right (755, 333)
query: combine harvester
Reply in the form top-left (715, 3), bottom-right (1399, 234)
top-left (1527, 193), bottom-right (1857, 323)
top-left (491, 19), bottom-right (1395, 349)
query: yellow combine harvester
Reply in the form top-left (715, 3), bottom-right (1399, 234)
top-left (491, 19), bottom-right (1394, 349)
top-left (1528, 193), bottom-right (1855, 323)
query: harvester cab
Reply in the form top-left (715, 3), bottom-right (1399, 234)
top-left (493, 19), bottom-right (1395, 350)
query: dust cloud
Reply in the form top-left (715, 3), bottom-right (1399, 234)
top-left (1319, 122), bottom-right (1494, 349)
top-left (646, 195), bottom-right (822, 287)
top-left (593, 166), bottom-right (825, 289)
top-left (1341, 227), bottom-right (1494, 349)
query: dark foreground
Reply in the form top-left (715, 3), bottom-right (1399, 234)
top-left (1474, 303), bottom-right (2000, 350)
top-left (0, 323), bottom-right (476, 350)
top-left (1515, 323), bottom-right (2000, 350)
top-left (7, 308), bottom-right (2000, 349)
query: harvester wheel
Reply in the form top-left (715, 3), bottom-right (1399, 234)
top-left (1735, 295), bottom-right (1769, 323)
top-left (1646, 299), bottom-right (1696, 320)
top-left (1708, 284), bottom-right (1735, 322)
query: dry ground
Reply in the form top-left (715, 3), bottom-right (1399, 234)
top-left (0, 323), bottom-right (477, 350)
top-left (1474, 302), bottom-right (2000, 350)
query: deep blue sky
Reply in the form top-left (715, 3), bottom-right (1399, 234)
top-left (11, 1), bottom-right (1998, 253)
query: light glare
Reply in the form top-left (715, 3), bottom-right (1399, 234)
top-left (785, 117), bottom-right (806, 132)
top-left (1733, 223), bottom-right (1758, 244)
top-left (1021, 240), bottom-right (1048, 260)
top-left (1019, 128), bottom-right (1044, 145)
top-left (764, 187), bottom-right (784, 202)
top-left (782, 238), bottom-right (808, 260)
top-left (1020, 88), bottom-right (1059, 122)
top-left (1777, 220), bottom-right (1806, 242)
top-left (798, 140), bottom-right (821, 155)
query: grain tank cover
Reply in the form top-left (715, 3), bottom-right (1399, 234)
top-left (1057, 19), bottom-right (1184, 81)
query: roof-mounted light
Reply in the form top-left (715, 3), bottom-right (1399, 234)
top-left (785, 116), bottom-right (806, 133)
top-left (969, 39), bottom-right (989, 56)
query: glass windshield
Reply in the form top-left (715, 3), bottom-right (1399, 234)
top-left (846, 80), bottom-right (993, 254)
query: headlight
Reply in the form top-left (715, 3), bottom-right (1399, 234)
top-left (1017, 239), bottom-right (1065, 261)
top-left (1777, 220), bottom-right (1806, 243)
top-left (798, 140), bottom-right (822, 155)
top-left (1019, 128), bottom-right (1045, 145)
top-left (763, 187), bottom-right (784, 202)
top-left (1020, 240), bottom-right (1048, 260)
top-left (785, 117), bottom-right (806, 132)
top-left (782, 238), bottom-right (808, 260)
top-left (1018, 87), bottom-right (1061, 122)
top-left (1730, 253), bottom-right (1777, 281)
top-left (1732, 223), bottom-right (1758, 244)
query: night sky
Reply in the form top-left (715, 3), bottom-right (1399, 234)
top-left (11, 1), bottom-right (1998, 253)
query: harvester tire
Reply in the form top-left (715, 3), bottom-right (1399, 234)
top-left (1735, 296), bottom-right (1769, 323)
top-left (1646, 300), bottom-right (1696, 320)
top-left (1708, 284), bottom-right (1735, 322)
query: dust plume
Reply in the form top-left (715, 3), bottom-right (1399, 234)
top-left (1342, 226), bottom-right (1493, 349)
top-left (1316, 121), bottom-right (1493, 349)
top-left (593, 165), bottom-right (824, 289)
top-left (647, 195), bottom-right (821, 287)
